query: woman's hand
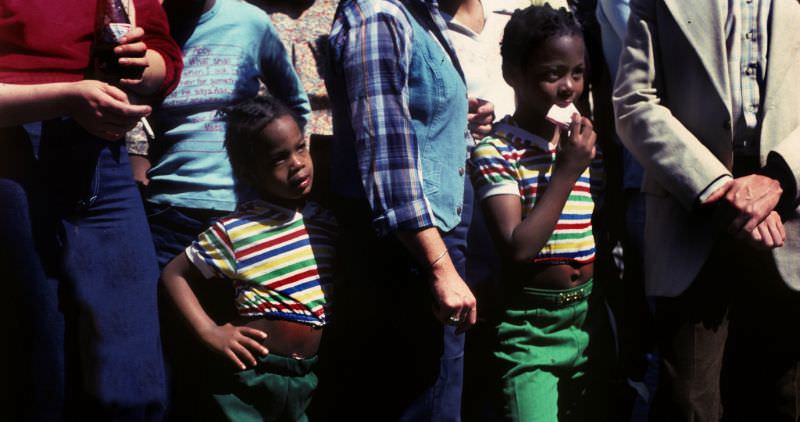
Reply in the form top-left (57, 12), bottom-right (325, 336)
top-left (68, 80), bottom-right (151, 140)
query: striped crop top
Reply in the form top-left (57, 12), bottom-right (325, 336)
top-left (470, 116), bottom-right (603, 264)
top-left (185, 200), bottom-right (336, 327)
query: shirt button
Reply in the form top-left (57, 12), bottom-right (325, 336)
top-left (745, 31), bottom-right (754, 41)
top-left (458, 167), bottom-right (465, 176)
top-left (456, 205), bottom-right (462, 215)
top-left (745, 64), bottom-right (756, 76)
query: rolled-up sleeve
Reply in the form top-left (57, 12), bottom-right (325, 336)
top-left (333, 3), bottom-right (434, 235)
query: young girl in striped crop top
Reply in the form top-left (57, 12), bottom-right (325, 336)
top-left (468, 5), bottom-right (602, 421)
top-left (161, 95), bottom-right (334, 421)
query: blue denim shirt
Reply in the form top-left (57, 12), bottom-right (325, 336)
top-left (328, 0), bottom-right (470, 235)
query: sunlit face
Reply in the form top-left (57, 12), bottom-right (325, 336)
top-left (508, 34), bottom-right (586, 117)
top-left (247, 115), bottom-right (313, 204)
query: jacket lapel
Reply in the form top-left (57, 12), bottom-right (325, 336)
top-left (662, 0), bottom-right (731, 112)
top-left (764, 0), bottom-right (800, 110)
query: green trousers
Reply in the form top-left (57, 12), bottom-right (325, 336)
top-left (212, 353), bottom-right (318, 422)
top-left (494, 280), bottom-right (592, 422)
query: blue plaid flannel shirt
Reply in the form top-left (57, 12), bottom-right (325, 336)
top-left (328, 0), bottom-right (458, 235)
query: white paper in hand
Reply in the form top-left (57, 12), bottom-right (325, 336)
top-left (545, 103), bottom-right (580, 128)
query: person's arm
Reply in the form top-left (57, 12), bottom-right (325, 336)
top-left (114, 26), bottom-right (168, 96)
top-left (122, 0), bottom-right (183, 99)
top-left (162, 253), bottom-right (268, 370)
top-left (478, 115), bottom-right (596, 262)
top-left (258, 15), bottom-right (311, 128)
top-left (0, 81), bottom-right (151, 140)
top-left (333, 3), bottom-right (475, 329)
top-left (612, 0), bottom-right (731, 210)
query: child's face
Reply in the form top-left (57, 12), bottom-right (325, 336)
top-left (249, 115), bottom-right (313, 203)
top-left (511, 34), bottom-right (586, 117)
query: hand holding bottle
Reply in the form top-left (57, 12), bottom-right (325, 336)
top-left (114, 27), bottom-right (149, 87)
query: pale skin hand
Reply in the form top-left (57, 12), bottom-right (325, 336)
top-left (162, 253), bottom-right (269, 370)
top-left (0, 81), bottom-right (150, 140)
top-left (69, 80), bottom-right (152, 140)
top-left (396, 228), bottom-right (477, 334)
top-left (747, 211), bottom-right (786, 249)
top-left (468, 97), bottom-right (495, 141)
top-left (702, 174), bottom-right (783, 234)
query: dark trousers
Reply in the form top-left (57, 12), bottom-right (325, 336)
top-left (324, 182), bottom-right (472, 421)
top-left (6, 120), bottom-right (166, 420)
top-left (145, 203), bottom-right (233, 421)
top-left (650, 242), bottom-right (800, 422)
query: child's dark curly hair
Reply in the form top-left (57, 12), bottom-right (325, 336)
top-left (501, 4), bottom-right (583, 75)
top-left (220, 95), bottom-right (300, 181)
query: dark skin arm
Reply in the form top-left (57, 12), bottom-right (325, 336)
top-left (162, 253), bottom-right (269, 370)
top-left (482, 115), bottom-right (596, 263)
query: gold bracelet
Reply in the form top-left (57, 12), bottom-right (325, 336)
top-left (427, 249), bottom-right (449, 271)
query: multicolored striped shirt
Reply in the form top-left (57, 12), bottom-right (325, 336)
top-left (470, 116), bottom-right (602, 264)
top-left (185, 200), bottom-right (336, 327)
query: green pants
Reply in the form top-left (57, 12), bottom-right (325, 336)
top-left (212, 353), bottom-right (318, 422)
top-left (494, 280), bottom-right (592, 422)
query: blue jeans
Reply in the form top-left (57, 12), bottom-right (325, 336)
top-left (146, 203), bottom-right (227, 270)
top-left (21, 119), bottom-right (165, 420)
top-left (325, 178), bottom-right (472, 421)
top-left (145, 203), bottom-right (232, 421)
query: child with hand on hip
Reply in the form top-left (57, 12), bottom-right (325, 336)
top-left (161, 95), bottom-right (335, 421)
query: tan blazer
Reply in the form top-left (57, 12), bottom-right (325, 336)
top-left (613, 0), bottom-right (800, 297)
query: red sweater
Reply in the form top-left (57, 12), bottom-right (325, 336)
top-left (0, 0), bottom-right (182, 100)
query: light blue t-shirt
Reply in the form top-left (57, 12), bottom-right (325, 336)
top-left (146, 0), bottom-right (310, 211)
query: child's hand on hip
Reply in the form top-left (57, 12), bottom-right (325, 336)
top-left (199, 323), bottom-right (269, 370)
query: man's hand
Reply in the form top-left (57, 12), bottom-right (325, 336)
top-left (430, 254), bottom-right (477, 334)
top-left (467, 97), bottom-right (495, 141)
top-left (198, 323), bottom-right (269, 370)
top-left (68, 80), bottom-right (151, 140)
top-left (115, 27), bottom-right (150, 87)
top-left (703, 174), bottom-right (783, 234)
top-left (746, 211), bottom-right (786, 249)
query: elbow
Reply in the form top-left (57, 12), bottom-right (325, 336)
top-left (509, 247), bottom-right (536, 264)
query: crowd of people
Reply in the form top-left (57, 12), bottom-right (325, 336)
top-left (2, 0), bottom-right (799, 421)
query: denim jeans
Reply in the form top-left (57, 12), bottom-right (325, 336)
top-left (145, 203), bottom-right (227, 270)
top-left (145, 203), bottom-right (232, 421)
top-left (19, 119), bottom-right (165, 420)
top-left (324, 178), bottom-right (472, 421)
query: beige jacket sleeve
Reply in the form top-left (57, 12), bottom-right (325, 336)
top-left (612, 0), bottom-right (731, 210)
